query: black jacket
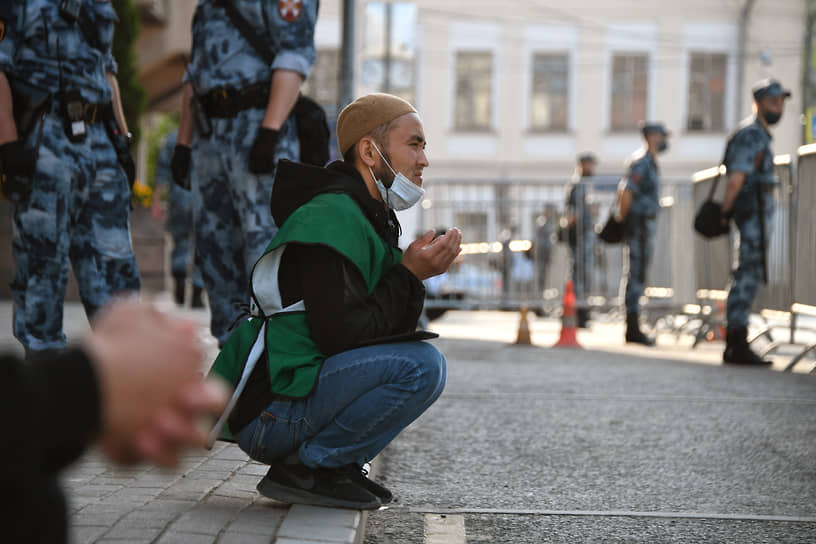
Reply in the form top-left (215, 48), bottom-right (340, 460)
top-left (0, 349), bottom-right (102, 543)
top-left (229, 160), bottom-right (426, 431)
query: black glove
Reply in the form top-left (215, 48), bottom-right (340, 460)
top-left (171, 144), bottom-right (192, 189)
top-left (0, 140), bottom-right (36, 202)
top-left (248, 127), bottom-right (279, 175)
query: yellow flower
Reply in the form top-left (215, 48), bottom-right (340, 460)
top-left (131, 180), bottom-right (153, 207)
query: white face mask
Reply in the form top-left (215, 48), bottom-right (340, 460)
top-left (368, 142), bottom-right (425, 211)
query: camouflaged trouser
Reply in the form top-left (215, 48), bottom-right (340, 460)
top-left (167, 183), bottom-right (203, 287)
top-left (191, 107), bottom-right (299, 346)
top-left (12, 114), bottom-right (140, 353)
top-left (624, 215), bottom-right (656, 314)
top-left (726, 194), bottom-right (775, 328)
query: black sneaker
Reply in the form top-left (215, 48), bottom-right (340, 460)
top-left (256, 461), bottom-right (381, 510)
top-left (340, 465), bottom-right (393, 504)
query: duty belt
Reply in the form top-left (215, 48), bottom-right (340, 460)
top-left (54, 100), bottom-right (114, 124)
top-left (200, 81), bottom-right (270, 118)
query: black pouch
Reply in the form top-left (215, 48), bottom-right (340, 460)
top-left (293, 94), bottom-right (330, 166)
top-left (11, 79), bottom-right (52, 140)
top-left (4, 80), bottom-right (50, 202)
top-left (694, 200), bottom-right (728, 238)
top-left (60, 89), bottom-right (87, 143)
top-left (598, 213), bottom-right (625, 244)
top-left (693, 168), bottom-right (729, 239)
top-left (59, 0), bottom-right (82, 21)
top-left (190, 94), bottom-right (212, 137)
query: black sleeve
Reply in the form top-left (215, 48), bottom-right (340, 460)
top-left (0, 348), bottom-right (101, 542)
top-left (0, 348), bottom-right (102, 476)
top-left (289, 244), bottom-right (426, 355)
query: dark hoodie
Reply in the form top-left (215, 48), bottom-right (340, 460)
top-left (230, 160), bottom-right (426, 431)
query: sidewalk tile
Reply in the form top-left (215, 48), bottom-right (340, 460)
top-left (275, 505), bottom-right (360, 543)
top-left (71, 525), bottom-right (107, 544)
top-left (167, 502), bottom-right (244, 535)
top-left (154, 532), bottom-right (217, 544)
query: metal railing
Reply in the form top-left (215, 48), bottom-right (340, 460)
top-left (419, 177), bottom-right (688, 315)
top-left (418, 159), bottom-right (815, 372)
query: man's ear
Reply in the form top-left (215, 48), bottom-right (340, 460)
top-left (358, 137), bottom-right (378, 168)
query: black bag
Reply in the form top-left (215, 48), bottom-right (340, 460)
top-left (694, 199), bottom-right (728, 238)
top-left (598, 214), bottom-right (625, 244)
top-left (597, 182), bottom-right (625, 244)
top-left (556, 218), bottom-right (576, 246)
top-left (694, 139), bottom-right (733, 238)
top-left (217, 0), bottom-right (330, 166)
top-left (693, 168), bottom-right (730, 238)
top-left (292, 94), bottom-right (330, 166)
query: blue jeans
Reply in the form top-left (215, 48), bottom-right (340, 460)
top-left (237, 341), bottom-right (446, 469)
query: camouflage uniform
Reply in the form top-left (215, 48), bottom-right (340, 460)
top-left (186, 0), bottom-right (317, 345)
top-left (623, 150), bottom-right (660, 314)
top-left (156, 131), bottom-right (203, 289)
top-left (724, 117), bottom-right (776, 328)
top-left (0, 1), bottom-right (140, 353)
top-left (566, 178), bottom-right (594, 303)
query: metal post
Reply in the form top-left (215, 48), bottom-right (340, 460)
top-left (339, 0), bottom-right (356, 109)
top-left (803, 4), bottom-right (815, 144)
top-left (384, 2), bottom-right (393, 93)
top-left (735, 0), bottom-right (756, 123)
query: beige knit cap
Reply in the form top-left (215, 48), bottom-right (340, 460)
top-left (336, 93), bottom-right (418, 154)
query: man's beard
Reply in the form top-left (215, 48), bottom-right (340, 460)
top-left (373, 153), bottom-right (396, 187)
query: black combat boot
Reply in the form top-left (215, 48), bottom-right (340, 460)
top-left (625, 312), bottom-right (655, 346)
top-left (173, 275), bottom-right (186, 306)
top-left (723, 327), bottom-right (771, 366)
top-left (191, 285), bottom-right (205, 309)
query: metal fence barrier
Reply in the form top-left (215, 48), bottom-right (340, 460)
top-left (783, 145), bottom-right (816, 371)
top-left (417, 151), bottom-right (813, 370)
top-left (793, 145), bottom-right (816, 308)
top-left (419, 177), bottom-right (689, 316)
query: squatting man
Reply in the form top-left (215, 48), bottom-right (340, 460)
top-left (207, 93), bottom-right (462, 509)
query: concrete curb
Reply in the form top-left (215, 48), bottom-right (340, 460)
top-left (275, 505), bottom-right (363, 544)
top-left (271, 459), bottom-right (380, 544)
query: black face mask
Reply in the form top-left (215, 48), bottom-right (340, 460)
top-left (761, 110), bottom-right (782, 125)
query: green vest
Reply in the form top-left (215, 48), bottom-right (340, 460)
top-left (208, 193), bottom-right (403, 438)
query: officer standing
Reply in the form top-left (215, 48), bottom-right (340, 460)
top-left (152, 130), bottom-right (204, 308)
top-left (0, 1), bottom-right (140, 357)
top-left (616, 123), bottom-right (669, 346)
top-left (171, 0), bottom-right (318, 346)
top-left (565, 153), bottom-right (597, 328)
top-left (719, 79), bottom-right (790, 366)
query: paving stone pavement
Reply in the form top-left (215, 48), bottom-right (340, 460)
top-left (3, 300), bottom-right (813, 543)
top-left (0, 300), bottom-right (367, 544)
top-left (64, 444), bottom-right (289, 544)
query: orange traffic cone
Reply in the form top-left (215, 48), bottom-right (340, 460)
top-left (553, 280), bottom-right (582, 348)
top-left (515, 306), bottom-right (533, 345)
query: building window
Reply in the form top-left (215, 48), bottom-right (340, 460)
top-left (687, 52), bottom-right (727, 132)
top-left (530, 53), bottom-right (569, 132)
top-left (454, 51), bottom-right (493, 131)
top-left (610, 53), bottom-right (648, 131)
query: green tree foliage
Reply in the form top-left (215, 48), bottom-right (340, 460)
top-left (111, 0), bottom-right (147, 144)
